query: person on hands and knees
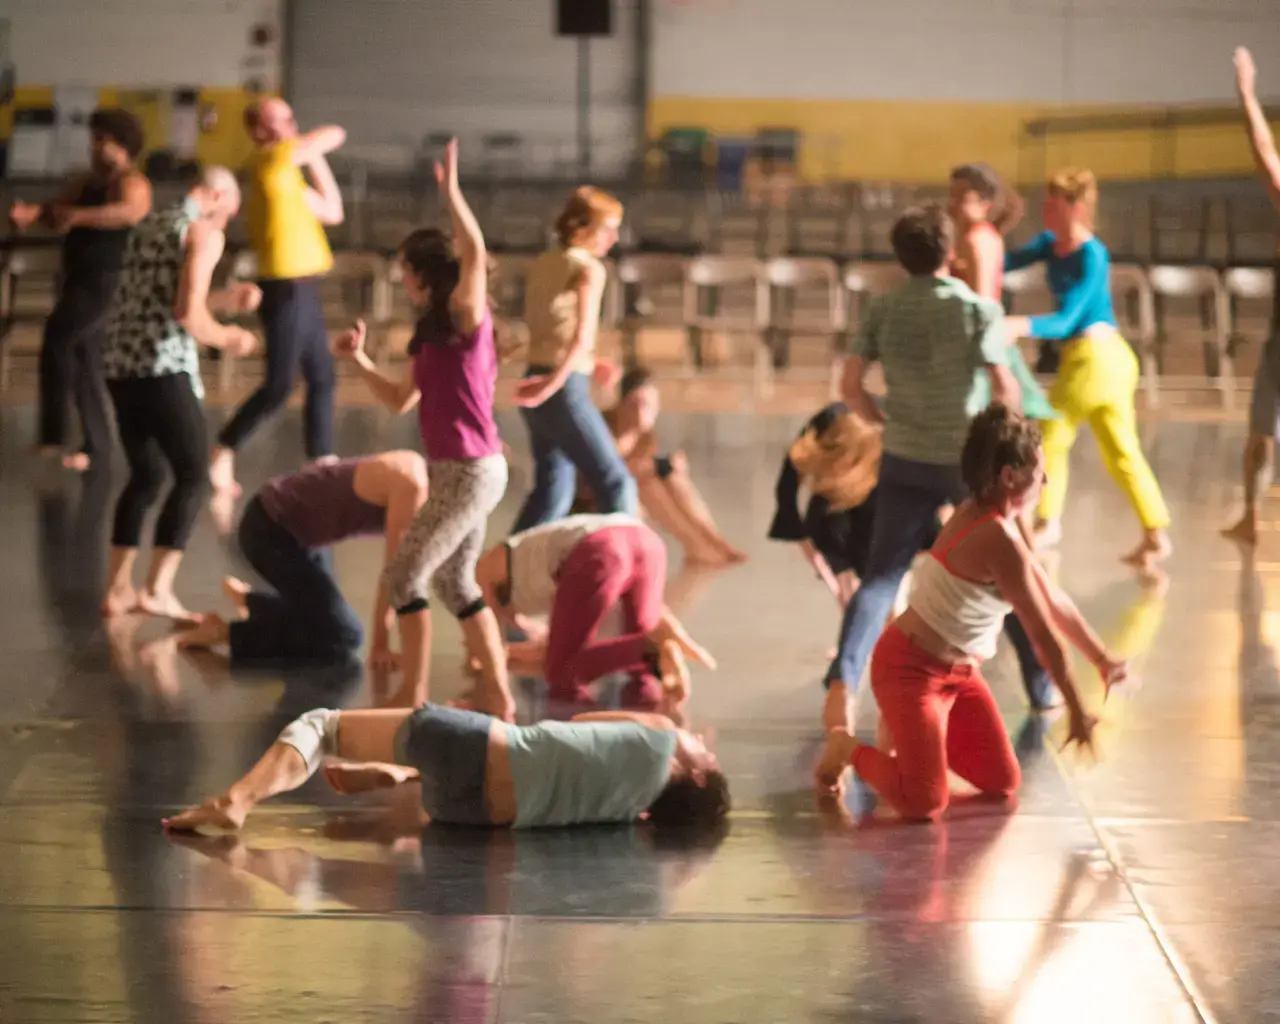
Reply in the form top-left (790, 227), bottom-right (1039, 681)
top-left (100, 167), bottom-right (259, 622)
top-left (163, 705), bottom-right (730, 837)
top-left (334, 140), bottom-right (512, 718)
top-left (177, 451), bottom-right (428, 670)
top-left (1223, 47), bottom-right (1280, 546)
top-left (816, 406), bottom-right (1127, 821)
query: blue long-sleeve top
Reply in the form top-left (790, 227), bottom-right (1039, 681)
top-left (1004, 231), bottom-right (1117, 341)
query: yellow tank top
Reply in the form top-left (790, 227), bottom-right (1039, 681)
top-left (523, 246), bottom-right (601, 373)
top-left (247, 139), bottom-right (333, 280)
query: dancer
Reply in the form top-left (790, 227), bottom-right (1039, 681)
top-left (100, 167), bottom-right (259, 621)
top-left (163, 704), bottom-right (730, 833)
top-left (511, 187), bottom-right (637, 531)
top-left (947, 163), bottom-right (1056, 422)
top-left (580, 368), bottom-right (746, 564)
top-left (177, 452), bottom-right (428, 668)
top-left (210, 97), bottom-right (346, 494)
top-left (472, 513), bottom-right (716, 708)
top-left (335, 139), bottom-right (511, 718)
top-left (823, 204), bottom-right (1019, 729)
top-left (1003, 168), bottom-right (1171, 569)
top-left (769, 402), bottom-right (884, 608)
top-left (816, 405), bottom-right (1126, 821)
top-left (8, 108), bottom-right (151, 471)
top-left (1224, 47), bottom-right (1280, 545)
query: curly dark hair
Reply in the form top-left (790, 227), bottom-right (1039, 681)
top-left (950, 162), bottom-right (1023, 233)
top-left (646, 769), bottom-right (731, 833)
top-left (890, 204), bottom-right (955, 276)
top-left (961, 403), bottom-right (1042, 501)
top-left (89, 108), bottom-right (145, 160)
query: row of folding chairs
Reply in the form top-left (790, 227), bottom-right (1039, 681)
top-left (1, 244), bottom-right (1272, 408)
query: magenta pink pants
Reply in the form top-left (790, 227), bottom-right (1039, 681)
top-left (545, 524), bottom-right (667, 704)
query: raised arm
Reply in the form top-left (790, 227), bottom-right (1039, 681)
top-left (334, 319), bottom-right (420, 413)
top-left (1235, 47), bottom-right (1280, 209)
top-left (56, 173), bottom-right (152, 231)
top-left (435, 138), bottom-right (488, 336)
top-left (175, 221), bottom-right (257, 354)
top-left (1003, 231), bottom-right (1053, 273)
top-left (292, 125), bottom-right (347, 165)
top-left (303, 153), bottom-right (344, 226)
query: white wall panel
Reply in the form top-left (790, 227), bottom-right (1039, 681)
top-left (4, 0), bottom-right (281, 88)
top-left (289, 0), bottom-right (642, 176)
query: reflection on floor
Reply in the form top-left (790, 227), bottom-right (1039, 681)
top-left (0, 401), bottom-right (1270, 1022)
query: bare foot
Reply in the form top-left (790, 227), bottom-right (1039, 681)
top-left (1121, 531), bottom-right (1172, 574)
top-left (716, 540), bottom-right (749, 564)
top-left (1034, 519), bottom-right (1063, 551)
top-left (684, 546), bottom-right (729, 567)
top-left (647, 613), bottom-right (716, 670)
top-left (822, 682), bottom-right (853, 733)
top-left (322, 762), bottom-right (419, 795)
top-left (658, 639), bottom-right (691, 704)
top-left (209, 448), bottom-right (241, 496)
top-left (137, 589), bottom-right (203, 626)
top-left (222, 577), bottom-right (251, 618)
top-left (814, 728), bottom-right (857, 794)
top-left (101, 583), bottom-right (139, 618)
top-left (61, 452), bottom-right (91, 472)
top-left (177, 613), bottom-right (230, 649)
top-left (162, 794), bottom-right (247, 834)
top-left (1222, 515), bottom-right (1258, 546)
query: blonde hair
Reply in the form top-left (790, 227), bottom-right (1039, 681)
top-left (1047, 168), bottom-right (1098, 227)
top-left (555, 186), bottom-right (624, 248)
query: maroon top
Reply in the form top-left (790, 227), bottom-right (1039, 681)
top-left (258, 459), bottom-right (386, 548)
top-left (413, 309), bottom-right (502, 461)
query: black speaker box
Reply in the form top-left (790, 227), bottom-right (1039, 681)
top-left (557, 0), bottom-right (612, 37)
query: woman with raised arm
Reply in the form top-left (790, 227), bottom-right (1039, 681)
top-left (176, 451), bottom-right (428, 669)
top-left (1224, 47), bottom-right (1280, 545)
top-left (816, 405), bottom-right (1127, 821)
top-left (510, 187), bottom-right (637, 531)
top-left (1002, 168), bottom-right (1171, 572)
top-left (335, 140), bottom-right (512, 719)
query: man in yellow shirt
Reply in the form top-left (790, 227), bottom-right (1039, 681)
top-left (210, 97), bottom-right (346, 494)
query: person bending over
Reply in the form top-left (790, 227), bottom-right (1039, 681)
top-left (163, 705), bottom-right (730, 834)
top-left (177, 451), bottom-right (428, 669)
top-left (816, 405), bottom-right (1127, 821)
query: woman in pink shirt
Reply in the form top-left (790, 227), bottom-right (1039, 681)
top-left (337, 140), bottom-right (512, 720)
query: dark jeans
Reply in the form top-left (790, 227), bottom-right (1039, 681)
top-left (511, 367), bottom-right (637, 533)
top-left (107, 374), bottom-right (208, 550)
top-left (217, 278), bottom-right (335, 459)
top-left (228, 496), bottom-right (365, 666)
top-left (825, 453), bottom-right (1053, 708)
top-left (39, 274), bottom-right (115, 458)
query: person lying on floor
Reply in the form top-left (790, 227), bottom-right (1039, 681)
top-left (178, 453), bottom-right (429, 673)
top-left (471, 513), bottom-right (716, 711)
top-left (574, 368), bottom-right (746, 566)
top-left (163, 705), bottom-right (730, 833)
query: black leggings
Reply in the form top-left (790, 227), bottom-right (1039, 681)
top-left (216, 277), bottom-right (335, 459)
top-left (39, 275), bottom-right (116, 458)
top-left (107, 375), bottom-right (209, 550)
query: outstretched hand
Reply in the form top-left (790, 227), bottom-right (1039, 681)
top-left (1060, 707), bottom-right (1100, 760)
top-left (1095, 653), bottom-right (1130, 701)
top-left (433, 137), bottom-right (460, 195)
top-left (1236, 47), bottom-right (1257, 94)
top-left (513, 374), bottom-right (557, 408)
top-left (333, 318), bottom-right (368, 360)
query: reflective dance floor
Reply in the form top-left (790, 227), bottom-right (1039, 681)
top-left (0, 400), bottom-right (1270, 1022)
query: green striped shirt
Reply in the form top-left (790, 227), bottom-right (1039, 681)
top-left (850, 275), bottom-right (1008, 466)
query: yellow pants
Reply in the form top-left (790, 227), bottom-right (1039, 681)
top-left (1038, 331), bottom-right (1170, 529)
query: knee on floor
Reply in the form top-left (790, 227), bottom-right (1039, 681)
top-left (896, 781), bottom-right (951, 823)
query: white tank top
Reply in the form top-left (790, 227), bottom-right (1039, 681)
top-left (908, 512), bottom-right (1014, 660)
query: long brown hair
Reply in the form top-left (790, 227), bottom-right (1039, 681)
top-left (950, 162), bottom-right (1023, 233)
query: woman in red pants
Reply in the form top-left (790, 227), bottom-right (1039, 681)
top-left (815, 404), bottom-right (1128, 821)
top-left (473, 514), bottom-right (716, 708)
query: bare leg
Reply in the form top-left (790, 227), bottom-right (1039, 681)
top-left (209, 488), bottom-right (238, 536)
top-left (164, 707), bottom-right (418, 832)
top-left (209, 445), bottom-right (241, 495)
top-left (137, 548), bottom-right (201, 624)
top-left (663, 459), bottom-right (747, 563)
top-left (322, 762), bottom-right (420, 795)
top-left (102, 546), bottom-right (141, 617)
top-left (822, 681), bottom-right (854, 734)
top-left (1223, 434), bottom-right (1273, 545)
top-left (637, 476), bottom-right (727, 564)
top-left (457, 608), bottom-right (516, 722)
top-left (222, 576), bottom-right (251, 618)
top-left (389, 609), bottom-right (431, 707)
